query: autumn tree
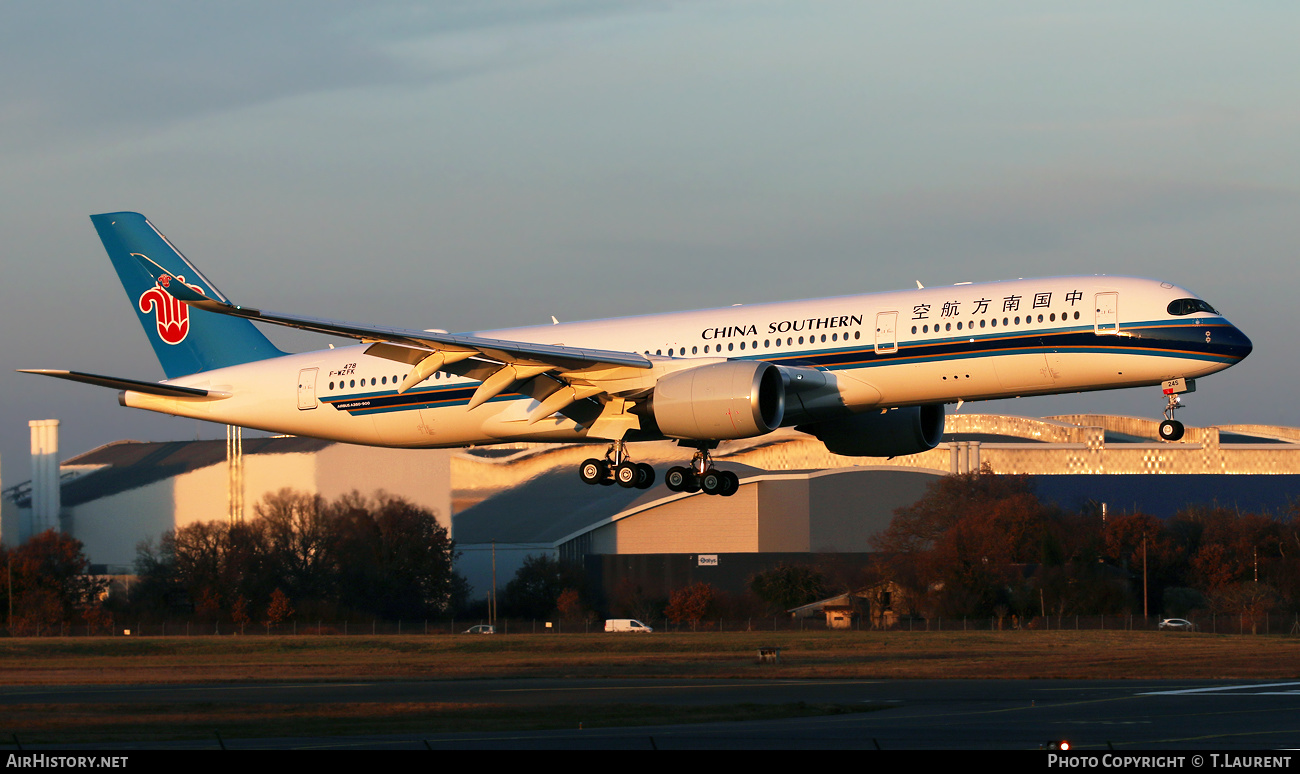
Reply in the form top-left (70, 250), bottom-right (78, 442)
top-left (556, 588), bottom-right (590, 622)
top-left (749, 563), bottom-right (827, 613)
top-left (331, 491), bottom-right (464, 619)
top-left (265, 588), bottom-right (294, 627)
top-left (231, 595), bottom-right (251, 631)
top-left (1176, 506), bottom-right (1282, 595)
top-left (129, 490), bottom-right (464, 622)
top-left (500, 555), bottom-right (587, 619)
top-left (1211, 582), bottom-right (1279, 632)
top-left (665, 582), bottom-right (717, 624)
top-left (873, 466), bottom-right (1042, 554)
top-left (255, 490), bottom-right (335, 603)
top-left (609, 577), bottom-right (663, 622)
top-left (2, 530), bottom-right (106, 633)
top-left (873, 467), bottom-right (1059, 617)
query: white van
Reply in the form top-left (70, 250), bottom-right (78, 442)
top-left (605, 619), bottom-right (654, 633)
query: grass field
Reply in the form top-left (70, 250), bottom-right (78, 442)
top-left (5, 629), bottom-right (1300, 683)
top-left (3, 629), bottom-right (1298, 743)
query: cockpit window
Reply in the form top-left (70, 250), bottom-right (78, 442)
top-left (1167, 298), bottom-right (1219, 316)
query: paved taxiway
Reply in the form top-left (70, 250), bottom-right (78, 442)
top-left (7, 678), bottom-right (1300, 749)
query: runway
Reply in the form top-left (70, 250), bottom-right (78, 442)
top-left (6, 678), bottom-right (1300, 750)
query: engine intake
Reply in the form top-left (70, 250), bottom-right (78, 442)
top-left (651, 360), bottom-right (785, 440)
top-left (802, 404), bottom-right (945, 457)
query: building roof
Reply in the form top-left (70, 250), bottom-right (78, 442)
top-left (1030, 474), bottom-right (1300, 520)
top-left (15, 437), bottom-right (333, 508)
top-left (453, 463), bottom-right (768, 545)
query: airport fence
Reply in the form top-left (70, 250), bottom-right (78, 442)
top-left (5, 612), bottom-right (1300, 637)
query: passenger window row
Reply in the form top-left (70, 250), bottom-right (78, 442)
top-left (650, 330), bottom-right (865, 357)
top-left (910, 310), bottom-right (1082, 336)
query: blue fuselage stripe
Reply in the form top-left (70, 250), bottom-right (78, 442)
top-left (321, 320), bottom-right (1248, 415)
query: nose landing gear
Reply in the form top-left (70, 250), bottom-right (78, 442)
top-left (1158, 378), bottom-right (1195, 442)
top-left (1159, 403), bottom-right (1184, 441)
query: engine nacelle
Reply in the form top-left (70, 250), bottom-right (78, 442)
top-left (651, 360), bottom-right (785, 440)
top-left (802, 404), bottom-right (945, 457)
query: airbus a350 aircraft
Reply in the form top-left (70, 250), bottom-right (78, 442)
top-left (22, 212), bottom-right (1253, 497)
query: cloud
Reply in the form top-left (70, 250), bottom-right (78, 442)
top-left (842, 174), bottom-right (1297, 262)
top-left (0, 1), bottom-right (647, 149)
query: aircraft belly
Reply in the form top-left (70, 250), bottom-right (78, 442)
top-left (1047, 351), bottom-right (1224, 392)
top-left (994, 353), bottom-right (1056, 390)
top-left (478, 400), bottom-right (587, 442)
top-left (363, 399), bottom-right (579, 447)
top-left (866, 358), bottom-right (999, 405)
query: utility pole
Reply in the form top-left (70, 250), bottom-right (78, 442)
top-left (1143, 535), bottom-right (1149, 620)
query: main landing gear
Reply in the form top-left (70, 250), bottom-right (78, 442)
top-left (579, 441), bottom-right (656, 490)
top-left (665, 446), bottom-right (739, 497)
top-left (577, 441), bottom-right (741, 496)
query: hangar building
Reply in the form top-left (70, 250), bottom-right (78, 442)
top-left (2, 424), bottom-right (450, 572)
top-left (5, 413), bottom-right (1300, 602)
top-left (450, 414), bottom-right (1300, 600)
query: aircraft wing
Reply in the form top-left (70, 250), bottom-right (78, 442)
top-left (134, 254), bottom-right (658, 418)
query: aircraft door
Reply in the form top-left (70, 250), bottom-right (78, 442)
top-left (297, 368), bottom-right (319, 410)
top-left (1094, 293), bottom-right (1119, 335)
top-left (874, 311), bottom-right (898, 354)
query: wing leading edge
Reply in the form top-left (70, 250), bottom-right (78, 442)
top-left (132, 254), bottom-right (660, 424)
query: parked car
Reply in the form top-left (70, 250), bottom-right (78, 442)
top-left (1158, 618), bottom-right (1196, 631)
top-left (604, 619), bottom-right (653, 633)
top-left (462, 624), bottom-right (496, 634)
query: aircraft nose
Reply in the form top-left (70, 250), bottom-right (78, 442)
top-left (1221, 322), bottom-right (1253, 361)
top-left (1234, 325), bottom-right (1253, 361)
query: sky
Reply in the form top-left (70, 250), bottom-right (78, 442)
top-left (3, 1), bottom-right (1298, 486)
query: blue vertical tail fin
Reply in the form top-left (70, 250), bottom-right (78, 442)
top-left (91, 212), bottom-right (287, 379)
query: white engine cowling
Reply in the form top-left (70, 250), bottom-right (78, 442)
top-left (801, 404), bottom-right (945, 457)
top-left (651, 360), bottom-right (785, 440)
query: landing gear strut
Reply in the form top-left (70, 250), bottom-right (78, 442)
top-left (665, 444), bottom-right (739, 497)
top-left (1159, 397), bottom-right (1184, 442)
top-left (1158, 379), bottom-right (1193, 442)
top-left (579, 440), bottom-right (655, 489)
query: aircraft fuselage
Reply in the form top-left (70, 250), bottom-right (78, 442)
top-left (122, 274), bottom-right (1252, 448)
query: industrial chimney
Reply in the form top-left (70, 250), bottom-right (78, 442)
top-left (28, 419), bottom-right (60, 538)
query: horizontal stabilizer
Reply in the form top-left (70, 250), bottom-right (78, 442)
top-left (17, 370), bottom-right (230, 399)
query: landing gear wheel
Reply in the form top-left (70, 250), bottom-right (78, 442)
top-left (700, 468), bottom-right (724, 496)
top-left (665, 466), bottom-right (691, 492)
top-left (718, 470), bottom-right (739, 497)
top-left (1159, 419), bottom-right (1184, 442)
top-left (670, 443), bottom-right (718, 494)
top-left (579, 458), bottom-right (608, 485)
top-left (614, 462), bottom-right (639, 488)
top-left (635, 463), bottom-right (656, 489)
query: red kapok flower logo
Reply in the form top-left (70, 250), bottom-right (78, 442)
top-left (138, 271), bottom-right (206, 345)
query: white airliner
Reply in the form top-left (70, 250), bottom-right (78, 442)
top-left (22, 212), bottom-right (1253, 497)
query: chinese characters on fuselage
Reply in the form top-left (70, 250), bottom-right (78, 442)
top-left (912, 289), bottom-right (1085, 320)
